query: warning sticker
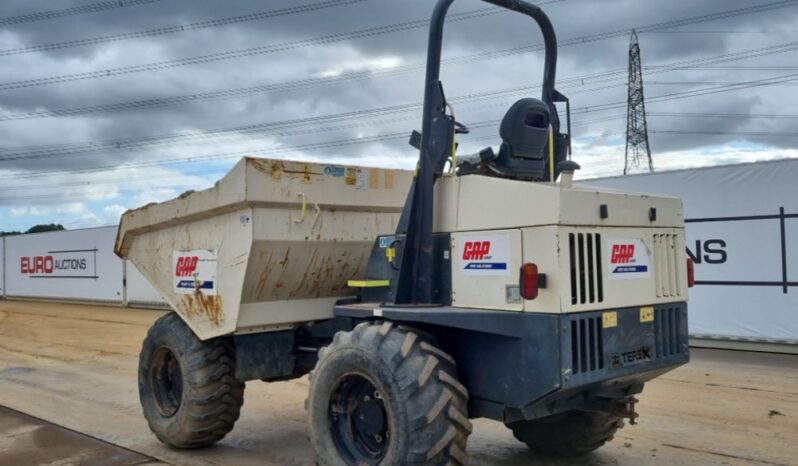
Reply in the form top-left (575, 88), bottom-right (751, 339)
top-left (356, 168), bottom-right (369, 189)
top-left (173, 250), bottom-right (218, 295)
top-left (345, 167), bottom-right (358, 186)
top-left (608, 238), bottom-right (650, 280)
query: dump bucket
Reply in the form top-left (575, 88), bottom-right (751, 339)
top-left (116, 157), bottom-right (413, 339)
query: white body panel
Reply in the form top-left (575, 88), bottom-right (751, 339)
top-left (442, 175), bottom-right (687, 314)
top-left (4, 226), bottom-right (124, 302)
top-left (125, 260), bottom-right (168, 305)
top-left (433, 175), bottom-right (683, 232)
top-left (116, 158), bottom-right (413, 339)
top-left (451, 229), bottom-right (523, 311)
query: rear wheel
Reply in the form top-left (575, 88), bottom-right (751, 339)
top-left (307, 322), bottom-right (472, 465)
top-left (507, 410), bottom-right (623, 457)
top-left (139, 312), bottom-right (245, 448)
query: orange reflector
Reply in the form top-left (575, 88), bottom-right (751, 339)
top-left (520, 262), bottom-right (539, 300)
top-left (687, 258), bottom-right (695, 288)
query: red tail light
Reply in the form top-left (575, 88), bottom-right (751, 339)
top-left (520, 263), bottom-right (539, 300)
top-left (687, 258), bottom-right (695, 288)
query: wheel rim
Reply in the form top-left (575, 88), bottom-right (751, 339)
top-left (150, 346), bottom-right (183, 417)
top-left (329, 373), bottom-right (390, 464)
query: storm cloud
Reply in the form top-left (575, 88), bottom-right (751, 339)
top-left (1, 0), bottom-right (797, 228)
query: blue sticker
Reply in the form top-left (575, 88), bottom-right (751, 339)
top-left (612, 265), bottom-right (648, 274)
top-left (324, 165), bottom-right (346, 177)
top-left (176, 280), bottom-right (215, 290)
top-left (464, 263), bottom-right (507, 270)
top-left (378, 235), bottom-right (396, 249)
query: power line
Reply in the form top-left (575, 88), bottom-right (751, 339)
top-left (0, 70), bottom-right (789, 167)
top-left (559, 0), bottom-right (798, 42)
top-left (645, 42), bottom-right (798, 72)
top-left (0, 76), bottom-right (626, 160)
top-left (571, 71), bottom-right (798, 114)
top-left (0, 166), bottom-right (228, 193)
top-left (9, 110), bottom-right (798, 200)
top-left (7, 110), bottom-right (798, 202)
top-left (651, 129), bottom-right (798, 137)
top-left (641, 30), bottom-right (798, 35)
top-left (0, 0), bottom-right (369, 57)
top-left (0, 0), bottom-right (162, 27)
top-left (0, 0), bottom-right (789, 93)
top-left (0, 102), bottom-right (778, 189)
top-left (4, 65), bottom-right (797, 164)
top-left (0, 121), bottom-right (529, 189)
top-left (649, 111), bottom-right (798, 119)
top-left (0, 4), bottom-right (516, 92)
top-left (4, 5), bottom-right (792, 180)
top-left (3, 29), bottom-right (797, 125)
top-left (646, 80), bottom-right (798, 85)
top-left (0, 87), bottom-right (616, 162)
top-left (677, 66), bottom-right (798, 70)
top-left (0, 123), bottom-right (505, 183)
top-left (11, 118), bottom-right (798, 201)
top-left (0, 0), bottom-right (790, 124)
top-left (0, 47), bottom-right (614, 122)
top-left (2, 1), bottom-right (798, 203)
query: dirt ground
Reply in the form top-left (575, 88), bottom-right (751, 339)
top-left (0, 300), bottom-right (796, 466)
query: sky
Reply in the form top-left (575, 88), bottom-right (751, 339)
top-left (1, 0), bottom-right (798, 231)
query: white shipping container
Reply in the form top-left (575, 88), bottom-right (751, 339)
top-left (4, 226), bottom-right (124, 302)
top-left (1, 236), bottom-right (5, 297)
top-left (586, 159), bottom-right (798, 344)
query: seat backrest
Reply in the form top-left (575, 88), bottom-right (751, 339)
top-left (500, 98), bottom-right (550, 160)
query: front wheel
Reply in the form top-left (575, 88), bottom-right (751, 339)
top-left (307, 322), bottom-right (472, 465)
top-left (507, 410), bottom-right (624, 457)
top-left (139, 312), bottom-right (245, 448)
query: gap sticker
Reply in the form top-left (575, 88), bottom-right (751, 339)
top-left (608, 238), bottom-right (650, 279)
top-left (173, 250), bottom-right (218, 295)
top-left (457, 234), bottom-right (510, 276)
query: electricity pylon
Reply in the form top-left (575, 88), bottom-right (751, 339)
top-left (624, 29), bottom-right (654, 175)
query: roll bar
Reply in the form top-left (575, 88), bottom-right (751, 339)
top-left (424, 0), bottom-right (558, 112)
top-left (394, 0), bottom-right (561, 305)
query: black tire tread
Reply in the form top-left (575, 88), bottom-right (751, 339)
top-left (310, 321), bottom-right (471, 465)
top-left (140, 313), bottom-right (244, 449)
top-left (508, 410), bottom-right (623, 457)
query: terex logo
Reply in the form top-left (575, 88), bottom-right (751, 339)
top-left (175, 256), bottom-right (199, 277)
top-left (462, 241), bottom-right (491, 261)
top-left (611, 244), bottom-right (635, 264)
top-left (21, 256), bottom-right (54, 274)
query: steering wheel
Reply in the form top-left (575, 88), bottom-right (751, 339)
top-left (454, 121), bottom-right (470, 135)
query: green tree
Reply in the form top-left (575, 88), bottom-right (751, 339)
top-left (24, 224), bottom-right (66, 234)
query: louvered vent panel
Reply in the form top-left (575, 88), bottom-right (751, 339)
top-left (655, 307), bottom-right (682, 358)
top-left (570, 316), bottom-right (604, 374)
top-left (569, 233), bottom-right (604, 305)
top-left (653, 234), bottom-right (681, 298)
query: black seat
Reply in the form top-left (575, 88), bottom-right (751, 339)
top-left (493, 98), bottom-right (552, 180)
